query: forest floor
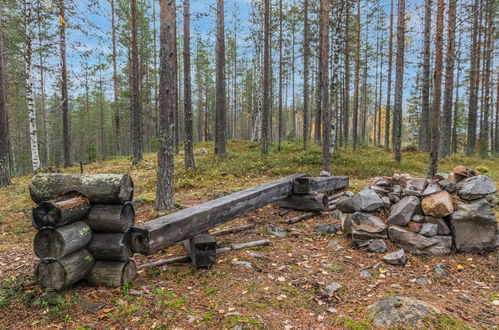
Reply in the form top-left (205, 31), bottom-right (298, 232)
top-left (0, 141), bottom-right (498, 329)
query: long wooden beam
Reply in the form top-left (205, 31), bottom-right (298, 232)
top-left (293, 176), bottom-right (349, 194)
top-left (130, 174), bottom-right (306, 255)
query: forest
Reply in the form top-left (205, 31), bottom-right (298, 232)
top-left (0, 0), bottom-right (497, 206)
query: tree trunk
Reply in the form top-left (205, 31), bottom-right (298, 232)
top-left (34, 221), bottom-right (92, 259)
top-left (58, 0), bottom-right (71, 167)
top-left (439, 0), bottom-right (456, 158)
top-left (303, 0), bottom-right (309, 150)
top-left (215, 0), bottom-right (227, 158)
top-left (321, 0), bottom-right (331, 172)
top-left (36, 0), bottom-right (48, 164)
top-left (261, 0), bottom-right (270, 156)
top-left (29, 173), bottom-right (134, 204)
top-left (131, 0), bottom-right (142, 164)
top-left (32, 196), bottom-right (91, 229)
top-left (35, 249), bottom-right (94, 292)
top-left (314, 16), bottom-right (322, 146)
top-left (352, 0), bottom-right (361, 150)
top-left (466, 0), bottom-right (480, 156)
top-left (342, 4), bottom-right (350, 147)
top-left (86, 202), bottom-right (135, 233)
top-left (183, 0), bottom-right (195, 168)
top-left (393, 0), bottom-right (406, 162)
top-left (479, 0), bottom-right (493, 158)
top-left (420, 0), bottom-right (432, 152)
top-left (111, 0), bottom-right (120, 156)
top-left (428, 0), bottom-right (444, 178)
top-left (384, 0), bottom-right (394, 151)
top-left (277, 0), bottom-right (283, 151)
top-left (86, 260), bottom-right (137, 288)
top-left (452, 32), bottom-right (462, 154)
top-left (156, 0), bottom-right (176, 211)
top-left (87, 231), bottom-right (132, 261)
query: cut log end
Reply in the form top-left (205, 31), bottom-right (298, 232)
top-left (86, 202), bottom-right (135, 233)
top-left (118, 175), bottom-right (134, 204)
top-left (87, 231), bottom-right (132, 261)
top-left (34, 228), bottom-right (64, 259)
top-left (86, 260), bottom-right (137, 288)
top-left (129, 227), bottom-right (150, 255)
top-left (32, 196), bottom-right (90, 229)
top-left (32, 202), bottom-right (60, 229)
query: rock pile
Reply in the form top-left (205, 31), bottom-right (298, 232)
top-left (335, 166), bottom-right (498, 256)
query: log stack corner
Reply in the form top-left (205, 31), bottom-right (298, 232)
top-left (30, 173), bottom-right (137, 293)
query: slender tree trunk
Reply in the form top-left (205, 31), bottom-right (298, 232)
top-left (393, 0), bottom-right (406, 162)
top-left (303, 0), bottom-right (309, 150)
top-left (384, 0), bottom-right (394, 151)
top-left (216, 0), bottom-right (227, 158)
top-left (452, 32), bottom-right (461, 154)
top-left (479, 0), bottom-right (493, 158)
top-left (420, 0), bottom-right (431, 152)
top-left (377, 42), bottom-right (384, 146)
top-left (352, 0), bottom-right (360, 150)
top-left (342, 5), bottom-right (350, 147)
top-left (174, 11), bottom-right (180, 154)
top-left (99, 73), bottom-right (106, 159)
top-left (0, 3), bottom-right (10, 186)
top-left (466, 0), bottom-right (480, 156)
top-left (111, 0), bottom-right (120, 156)
top-left (428, 0), bottom-right (444, 178)
top-left (261, 0), bottom-right (270, 156)
top-left (495, 72), bottom-right (499, 156)
top-left (439, 0), bottom-right (456, 158)
top-left (130, 0), bottom-right (142, 164)
top-left (156, 0), bottom-right (176, 211)
top-left (37, 0), bottom-right (48, 163)
top-left (58, 0), bottom-right (71, 167)
top-left (278, 0), bottom-right (283, 151)
top-left (183, 0), bottom-right (195, 168)
top-left (321, 0), bottom-right (331, 172)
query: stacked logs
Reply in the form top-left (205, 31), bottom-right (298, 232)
top-left (30, 173), bottom-right (137, 292)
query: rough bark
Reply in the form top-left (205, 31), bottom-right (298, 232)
top-left (87, 231), bottom-right (132, 261)
top-left (428, 0), bottom-right (444, 178)
top-left (277, 0), bottom-right (283, 151)
top-left (393, 0), bottom-right (406, 162)
top-left (303, 0), bottom-right (309, 150)
top-left (479, 0), bottom-right (493, 158)
top-left (86, 260), bottom-right (136, 288)
top-left (321, 0), bottom-right (331, 172)
top-left (420, 0), bottom-right (432, 152)
top-left (261, 0), bottom-right (270, 156)
top-left (452, 33), bottom-right (462, 154)
top-left (352, 0), bottom-right (361, 150)
top-left (29, 174), bottom-right (134, 204)
top-left (342, 5), bottom-right (351, 147)
top-left (466, 0), bottom-right (480, 156)
top-left (32, 196), bottom-right (91, 229)
top-left (156, 0), bottom-right (176, 211)
top-left (86, 202), bottom-right (135, 233)
top-left (183, 231), bottom-right (216, 269)
top-left (131, 0), bottom-right (142, 164)
top-left (34, 221), bottom-right (92, 259)
top-left (58, 0), bottom-right (71, 167)
top-left (35, 249), bottom-right (94, 292)
top-left (182, 0), bottom-right (195, 168)
top-left (111, 0), bottom-right (120, 156)
top-left (384, 0), bottom-right (394, 151)
top-left (215, 0), bottom-right (227, 158)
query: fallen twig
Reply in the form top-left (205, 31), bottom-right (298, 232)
top-left (287, 212), bottom-right (320, 224)
top-left (211, 224), bottom-right (255, 236)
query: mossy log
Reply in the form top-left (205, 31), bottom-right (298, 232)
top-left (35, 249), bottom-right (94, 292)
top-left (34, 221), bottom-right (92, 259)
top-left (85, 202), bottom-right (135, 232)
top-left (29, 173), bottom-right (134, 204)
top-left (87, 231), bottom-right (132, 261)
top-left (32, 196), bottom-right (91, 229)
top-left (86, 260), bottom-right (137, 288)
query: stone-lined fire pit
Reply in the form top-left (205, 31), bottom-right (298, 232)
top-left (334, 166), bottom-right (499, 258)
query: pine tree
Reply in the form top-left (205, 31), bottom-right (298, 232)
top-left (130, 0), bottom-right (142, 164)
top-left (215, 0), bottom-right (227, 158)
top-left (321, 0), bottom-right (330, 172)
top-left (183, 0), bottom-right (195, 168)
top-left (420, 0), bottom-right (431, 152)
top-left (0, 2), bottom-right (10, 186)
top-left (58, 0), bottom-right (71, 167)
top-left (393, 0), bottom-right (406, 162)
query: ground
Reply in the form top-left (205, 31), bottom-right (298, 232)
top-left (0, 141), bottom-right (498, 329)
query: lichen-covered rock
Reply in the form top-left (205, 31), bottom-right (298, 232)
top-left (388, 226), bottom-right (452, 255)
top-left (419, 223), bottom-right (438, 237)
top-left (336, 197), bottom-right (355, 213)
top-left (314, 224), bottom-right (342, 235)
top-left (456, 175), bottom-right (497, 201)
top-left (368, 296), bottom-right (440, 328)
top-left (351, 188), bottom-right (385, 212)
top-left (421, 190), bottom-right (454, 217)
top-left (350, 212), bottom-right (386, 233)
top-left (450, 199), bottom-right (498, 252)
top-left (388, 196), bottom-right (421, 226)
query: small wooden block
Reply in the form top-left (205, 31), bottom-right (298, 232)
top-left (183, 232), bottom-right (216, 269)
top-left (293, 176), bottom-right (349, 194)
top-left (275, 193), bottom-right (329, 212)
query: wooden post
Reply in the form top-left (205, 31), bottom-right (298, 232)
top-left (86, 231), bottom-right (132, 261)
top-left (34, 221), bottom-right (92, 259)
top-left (35, 249), bottom-right (94, 292)
top-left (85, 202), bottom-right (135, 232)
top-left (32, 196), bottom-right (90, 229)
top-left (293, 176), bottom-right (349, 194)
top-left (183, 232), bottom-right (217, 269)
top-left (276, 193), bottom-right (329, 212)
top-left (86, 259), bottom-right (137, 288)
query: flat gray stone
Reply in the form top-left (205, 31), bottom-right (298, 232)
top-left (326, 239), bottom-right (341, 249)
top-left (360, 270), bottom-right (372, 279)
top-left (388, 226), bottom-right (452, 256)
top-left (267, 226), bottom-right (287, 238)
top-left (415, 278), bottom-right (428, 285)
top-left (314, 224), bottom-right (342, 235)
top-left (350, 212), bottom-right (386, 233)
top-left (425, 216), bottom-right (451, 235)
top-left (436, 173), bottom-right (449, 180)
top-left (388, 193), bottom-right (401, 204)
top-left (351, 229), bottom-right (387, 246)
top-left (368, 296), bottom-right (440, 328)
top-left (457, 175), bottom-right (497, 201)
top-left (393, 185), bottom-right (402, 194)
top-left (367, 239), bottom-right (388, 253)
top-left (405, 189), bottom-right (422, 197)
top-left (450, 199), bottom-right (498, 252)
top-left (336, 197), bottom-right (355, 213)
top-left (383, 249), bottom-right (406, 265)
top-left (411, 215), bottom-right (425, 223)
top-left (232, 261), bottom-right (254, 269)
top-left (434, 263), bottom-right (450, 276)
top-left (324, 282), bottom-right (342, 296)
top-left (352, 188), bottom-right (385, 212)
top-left (388, 196), bottom-right (421, 226)
top-left (419, 223), bottom-right (438, 237)
top-left (422, 182), bottom-right (442, 197)
top-left (406, 178), bottom-right (428, 192)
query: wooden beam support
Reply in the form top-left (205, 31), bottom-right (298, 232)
top-left (130, 174), bottom-right (305, 255)
top-left (276, 193), bottom-right (329, 212)
top-left (293, 176), bottom-right (349, 194)
top-left (183, 232), bottom-right (217, 269)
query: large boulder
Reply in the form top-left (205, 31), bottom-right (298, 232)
top-left (351, 188), bottom-right (385, 212)
top-left (450, 199), bottom-right (498, 252)
top-left (368, 296), bottom-right (440, 328)
top-left (421, 190), bottom-right (454, 217)
top-left (388, 196), bottom-right (421, 226)
top-left (350, 212), bottom-right (386, 233)
top-left (456, 175), bottom-right (497, 201)
top-left (388, 226), bottom-right (452, 255)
